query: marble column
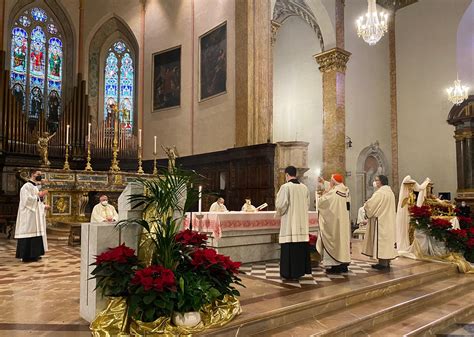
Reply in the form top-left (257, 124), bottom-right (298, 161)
top-left (235, 0), bottom-right (272, 146)
top-left (389, 13), bottom-right (399, 192)
top-left (314, 48), bottom-right (351, 179)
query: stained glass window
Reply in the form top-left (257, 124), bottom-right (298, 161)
top-left (9, 7), bottom-right (64, 127)
top-left (104, 41), bottom-right (135, 128)
top-left (18, 16), bottom-right (31, 27)
top-left (31, 8), bottom-right (47, 22)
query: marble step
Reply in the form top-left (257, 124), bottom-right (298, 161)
top-left (256, 273), bottom-right (474, 337)
top-left (200, 261), bottom-right (458, 337)
top-left (46, 233), bottom-right (69, 242)
top-left (367, 291), bottom-right (474, 336)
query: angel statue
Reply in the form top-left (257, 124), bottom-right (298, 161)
top-left (36, 131), bottom-right (56, 167)
top-left (162, 145), bottom-right (179, 171)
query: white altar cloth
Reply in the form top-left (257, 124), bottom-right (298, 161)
top-left (184, 211), bottom-right (318, 239)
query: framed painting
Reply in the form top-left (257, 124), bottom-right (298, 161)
top-left (199, 22), bottom-right (227, 101)
top-left (51, 194), bottom-right (71, 215)
top-left (152, 46), bottom-right (181, 111)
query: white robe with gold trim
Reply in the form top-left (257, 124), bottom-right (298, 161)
top-left (90, 204), bottom-right (118, 223)
top-left (15, 181), bottom-right (47, 243)
top-left (363, 185), bottom-right (398, 260)
top-left (316, 184), bottom-right (351, 264)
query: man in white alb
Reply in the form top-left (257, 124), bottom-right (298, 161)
top-left (209, 197), bottom-right (228, 212)
top-left (91, 195), bottom-right (118, 223)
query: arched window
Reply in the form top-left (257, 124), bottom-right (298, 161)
top-left (104, 41), bottom-right (135, 132)
top-left (9, 7), bottom-right (63, 129)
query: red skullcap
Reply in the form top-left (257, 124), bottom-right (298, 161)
top-left (332, 174), bottom-right (344, 183)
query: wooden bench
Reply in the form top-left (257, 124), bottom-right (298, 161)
top-left (68, 224), bottom-right (82, 246)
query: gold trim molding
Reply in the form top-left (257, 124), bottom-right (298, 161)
top-left (270, 20), bottom-right (281, 46)
top-left (454, 130), bottom-right (474, 141)
top-left (314, 47), bottom-right (351, 73)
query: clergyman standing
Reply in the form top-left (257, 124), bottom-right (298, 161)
top-left (275, 165), bottom-right (311, 280)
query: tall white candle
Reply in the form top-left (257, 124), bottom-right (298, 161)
top-left (138, 129), bottom-right (142, 147)
top-left (154, 136), bottom-right (157, 154)
top-left (66, 124), bottom-right (70, 145)
top-left (87, 123), bottom-right (91, 142)
top-left (198, 185), bottom-right (202, 213)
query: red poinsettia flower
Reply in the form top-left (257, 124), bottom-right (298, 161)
top-left (467, 238), bottom-right (474, 249)
top-left (458, 216), bottom-right (473, 229)
top-left (409, 205), bottom-right (432, 219)
top-left (308, 234), bottom-right (318, 246)
top-left (95, 243), bottom-right (137, 265)
top-left (175, 229), bottom-right (208, 247)
top-left (451, 229), bottom-right (468, 239)
top-left (131, 265), bottom-right (176, 292)
top-left (430, 218), bottom-right (452, 230)
top-left (190, 248), bottom-right (241, 275)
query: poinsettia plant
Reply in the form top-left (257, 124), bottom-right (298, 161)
top-left (90, 243), bottom-right (139, 297)
top-left (128, 265), bottom-right (177, 322)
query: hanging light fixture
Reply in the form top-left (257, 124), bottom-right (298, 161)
top-left (356, 0), bottom-right (389, 46)
top-left (447, 76), bottom-right (469, 105)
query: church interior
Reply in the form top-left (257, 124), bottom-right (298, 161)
top-left (0, 0), bottom-right (473, 336)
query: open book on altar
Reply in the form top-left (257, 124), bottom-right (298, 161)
top-left (256, 203), bottom-right (268, 211)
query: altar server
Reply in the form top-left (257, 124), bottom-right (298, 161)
top-left (209, 197), bottom-right (228, 212)
top-left (15, 169), bottom-right (49, 262)
top-left (275, 166), bottom-right (311, 280)
top-left (91, 195), bottom-right (118, 223)
top-left (316, 173), bottom-right (351, 273)
top-left (363, 175), bottom-right (398, 269)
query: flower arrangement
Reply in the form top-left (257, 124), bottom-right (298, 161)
top-left (409, 205), bottom-right (474, 262)
top-left (90, 168), bottom-right (243, 335)
top-left (128, 265), bottom-right (177, 322)
top-left (90, 243), bottom-right (139, 297)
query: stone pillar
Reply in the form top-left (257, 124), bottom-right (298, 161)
top-left (314, 48), bottom-right (351, 179)
top-left (388, 13), bottom-right (399, 192)
top-left (235, 0), bottom-right (272, 146)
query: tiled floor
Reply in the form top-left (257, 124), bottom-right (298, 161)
top-left (240, 259), bottom-right (375, 287)
top-left (438, 322), bottom-right (474, 336)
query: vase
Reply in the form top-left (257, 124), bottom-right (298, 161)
top-left (172, 311), bottom-right (202, 328)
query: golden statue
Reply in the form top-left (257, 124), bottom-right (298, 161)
top-left (36, 131), bottom-right (56, 167)
top-left (162, 145), bottom-right (179, 171)
top-left (54, 197), bottom-right (68, 214)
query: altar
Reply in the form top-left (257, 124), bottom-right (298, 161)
top-left (185, 211), bottom-right (319, 263)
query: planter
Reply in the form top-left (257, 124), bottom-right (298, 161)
top-left (172, 311), bottom-right (202, 328)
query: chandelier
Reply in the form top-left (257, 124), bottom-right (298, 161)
top-left (447, 77), bottom-right (469, 105)
top-left (356, 0), bottom-right (389, 46)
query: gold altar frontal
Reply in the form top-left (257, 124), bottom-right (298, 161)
top-left (18, 168), bottom-right (154, 223)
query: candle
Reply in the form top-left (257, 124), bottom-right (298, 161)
top-left (87, 123), bottom-right (91, 142)
top-left (198, 185), bottom-right (202, 213)
top-left (138, 129), bottom-right (142, 147)
top-left (154, 136), bottom-right (157, 155)
top-left (66, 124), bottom-right (70, 145)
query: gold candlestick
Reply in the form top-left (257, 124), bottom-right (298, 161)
top-left (109, 105), bottom-right (120, 172)
top-left (63, 144), bottom-right (70, 170)
top-left (84, 140), bottom-right (93, 171)
top-left (137, 145), bottom-right (144, 174)
top-left (152, 153), bottom-right (158, 176)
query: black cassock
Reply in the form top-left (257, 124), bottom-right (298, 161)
top-left (280, 242), bottom-right (311, 280)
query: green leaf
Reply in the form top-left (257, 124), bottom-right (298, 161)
top-left (143, 292), bottom-right (156, 305)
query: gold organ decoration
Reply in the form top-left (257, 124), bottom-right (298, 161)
top-left (109, 103), bottom-right (121, 173)
top-left (36, 131), bottom-right (56, 167)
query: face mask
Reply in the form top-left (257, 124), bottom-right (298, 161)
top-left (101, 201), bottom-right (108, 206)
top-left (372, 181), bottom-right (377, 188)
top-left (461, 202), bottom-right (466, 207)
top-left (35, 175), bottom-right (43, 181)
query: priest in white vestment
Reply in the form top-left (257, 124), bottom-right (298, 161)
top-left (15, 169), bottom-right (49, 262)
top-left (316, 174), bottom-right (351, 273)
top-left (90, 195), bottom-right (118, 223)
top-left (241, 198), bottom-right (257, 212)
top-left (209, 197), bottom-right (228, 212)
top-left (275, 166), bottom-right (311, 280)
top-left (363, 175), bottom-right (398, 269)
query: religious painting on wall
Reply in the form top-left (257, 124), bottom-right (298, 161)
top-left (51, 194), bottom-right (71, 215)
top-left (152, 46), bottom-right (181, 111)
top-left (199, 22), bottom-right (227, 101)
